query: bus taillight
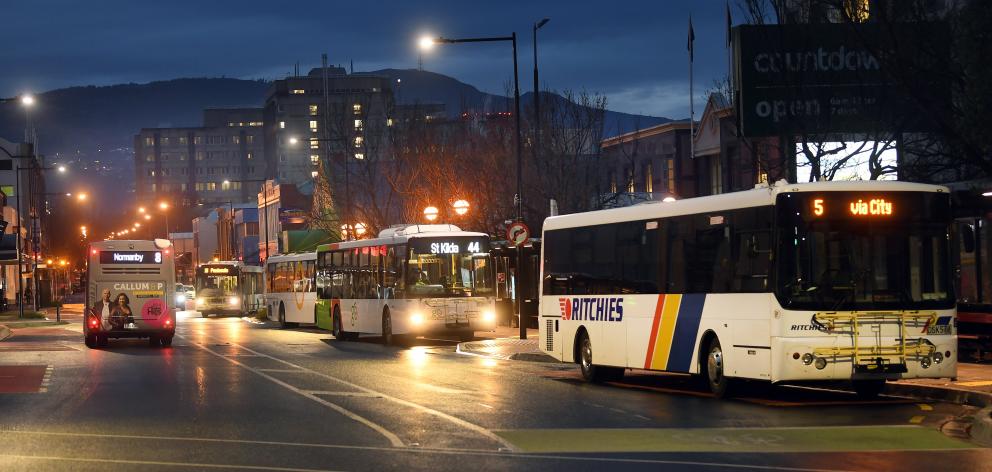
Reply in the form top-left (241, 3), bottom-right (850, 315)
top-left (88, 317), bottom-right (99, 329)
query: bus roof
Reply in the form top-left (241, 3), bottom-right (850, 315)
top-left (91, 239), bottom-right (172, 250)
top-left (316, 226), bottom-right (490, 252)
top-left (543, 180), bottom-right (948, 231)
top-left (264, 252), bottom-right (316, 264)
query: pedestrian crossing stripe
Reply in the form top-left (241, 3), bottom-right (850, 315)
top-left (643, 294), bottom-right (705, 372)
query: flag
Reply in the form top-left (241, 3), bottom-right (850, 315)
top-left (688, 16), bottom-right (695, 62)
top-left (726, 1), bottom-right (732, 47)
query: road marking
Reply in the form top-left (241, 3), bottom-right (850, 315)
top-left (0, 453), bottom-right (341, 472)
top-left (909, 416), bottom-right (925, 424)
top-left (478, 403), bottom-right (494, 410)
top-left (256, 368), bottom-right (306, 373)
top-left (0, 430), bottom-right (877, 470)
top-left (306, 391), bottom-right (382, 398)
top-left (494, 425), bottom-right (974, 454)
top-left (180, 335), bottom-right (405, 448)
top-left (955, 380), bottom-right (992, 387)
top-left (192, 334), bottom-right (517, 451)
top-left (917, 403), bottom-right (934, 411)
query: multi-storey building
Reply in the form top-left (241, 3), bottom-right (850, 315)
top-left (263, 67), bottom-right (394, 187)
top-left (134, 108), bottom-right (268, 211)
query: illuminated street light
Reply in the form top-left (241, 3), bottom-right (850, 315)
top-left (144, 214), bottom-right (151, 221)
top-left (56, 165), bottom-right (66, 173)
top-left (423, 206), bottom-right (439, 222)
top-left (20, 94), bottom-right (34, 107)
top-left (354, 223), bottom-right (367, 237)
top-left (452, 199), bottom-right (470, 216)
top-left (418, 36), bottom-right (435, 51)
top-left (134, 222), bottom-right (141, 228)
top-left (77, 193), bottom-right (88, 201)
top-left (138, 206), bottom-right (146, 213)
top-left (288, 137), bottom-right (299, 145)
top-left (159, 202), bottom-right (169, 210)
top-left (46, 259), bottom-right (53, 265)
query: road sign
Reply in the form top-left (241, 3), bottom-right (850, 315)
top-left (507, 221), bottom-right (530, 247)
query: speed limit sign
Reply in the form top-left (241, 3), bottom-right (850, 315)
top-left (507, 221), bottom-right (530, 247)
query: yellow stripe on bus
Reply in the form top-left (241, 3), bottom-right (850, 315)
top-left (650, 294), bottom-right (681, 370)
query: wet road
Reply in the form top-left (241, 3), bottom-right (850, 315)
top-left (0, 308), bottom-right (989, 471)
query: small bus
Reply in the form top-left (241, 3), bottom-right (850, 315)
top-left (315, 224), bottom-right (496, 344)
top-left (194, 261), bottom-right (264, 317)
top-left (85, 239), bottom-right (177, 348)
top-left (264, 252), bottom-right (317, 327)
top-left (540, 181), bottom-right (956, 398)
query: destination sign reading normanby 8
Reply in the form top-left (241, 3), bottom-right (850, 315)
top-left (99, 251), bottom-right (162, 264)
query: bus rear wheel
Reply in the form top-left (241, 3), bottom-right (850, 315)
top-left (703, 336), bottom-right (735, 398)
top-left (149, 335), bottom-right (160, 347)
top-left (852, 379), bottom-right (886, 399)
top-left (577, 331), bottom-right (624, 383)
top-left (85, 334), bottom-right (97, 349)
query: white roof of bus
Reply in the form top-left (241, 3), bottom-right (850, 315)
top-left (264, 252), bottom-right (316, 263)
top-left (91, 240), bottom-right (170, 250)
top-left (321, 228), bottom-right (490, 251)
top-left (543, 180), bottom-right (948, 231)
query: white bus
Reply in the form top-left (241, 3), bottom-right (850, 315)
top-left (315, 225), bottom-right (497, 344)
top-left (540, 181), bottom-right (956, 398)
top-left (194, 261), bottom-right (264, 317)
top-left (85, 239), bottom-right (177, 348)
top-left (264, 252), bottom-right (317, 327)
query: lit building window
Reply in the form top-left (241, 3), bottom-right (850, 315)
top-left (354, 136), bottom-right (363, 147)
top-left (194, 136), bottom-right (202, 144)
top-left (353, 103), bottom-right (362, 114)
top-left (196, 151), bottom-right (204, 161)
top-left (246, 135), bottom-right (254, 144)
top-left (279, 121), bottom-right (286, 129)
top-left (644, 162), bottom-right (653, 194)
top-left (311, 154), bottom-right (319, 164)
top-left (144, 137), bottom-right (154, 146)
top-left (146, 155), bottom-right (155, 162)
top-left (309, 120), bottom-right (318, 132)
top-left (222, 181), bottom-right (231, 190)
top-left (310, 104), bottom-right (318, 115)
top-left (178, 137), bottom-right (188, 145)
top-left (162, 137), bottom-right (170, 145)
top-left (667, 159), bottom-right (676, 193)
top-left (248, 121), bottom-right (262, 127)
top-left (231, 135), bottom-right (240, 144)
top-left (310, 139), bottom-right (319, 150)
top-left (354, 153), bottom-right (365, 160)
top-left (386, 118), bottom-right (394, 127)
top-left (354, 119), bottom-right (363, 130)
top-left (291, 89), bottom-right (305, 95)
top-left (207, 182), bottom-right (217, 191)
top-left (247, 151), bottom-right (254, 160)
top-left (311, 171), bottom-right (319, 178)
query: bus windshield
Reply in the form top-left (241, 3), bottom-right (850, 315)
top-left (407, 237), bottom-right (493, 298)
top-left (776, 192), bottom-right (954, 311)
top-left (196, 266), bottom-right (240, 295)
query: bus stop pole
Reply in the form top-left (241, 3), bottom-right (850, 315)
top-left (518, 244), bottom-right (526, 340)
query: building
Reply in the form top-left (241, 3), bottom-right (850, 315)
top-left (169, 232), bottom-right (195, 283)
top-left (192, 212), bottom-right (219, 265)
top-left (0, 138), bottom-right (38, 305)
top-left (234, 207), bottom-right (260, 265)
top-left (600, 94), bottom-right (786, 204)
top-left (257, 179), bottom-right (310, 261)
top-left (263, 67), bottom-right (395, 187)
top-left (134, 108), bottom-right (268, 213)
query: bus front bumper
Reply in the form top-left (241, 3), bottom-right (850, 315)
top-left (771, 335), bottom-right (956, 382)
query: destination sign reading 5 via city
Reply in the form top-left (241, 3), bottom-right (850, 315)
top-left (812, 197), bottom-right (893, 217)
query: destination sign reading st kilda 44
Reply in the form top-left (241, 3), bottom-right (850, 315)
top-left (733, 23), bottom-right (950, 137)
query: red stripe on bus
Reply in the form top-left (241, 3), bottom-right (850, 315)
top-left (644, 294), bottom-right (666, 369)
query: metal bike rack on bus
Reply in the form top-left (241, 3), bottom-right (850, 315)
top-left (810, 311), bottom-right (939, 373)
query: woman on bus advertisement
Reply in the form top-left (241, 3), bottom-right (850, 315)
top-left (110, 293), bottom-right (135, 329)
top-left (93, 282), bottom-right (167, 330)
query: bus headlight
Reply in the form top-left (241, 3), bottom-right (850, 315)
top-left (933, 351), bottom-right (944, 364)
top-left (410, 313), bottom-right (424, 325)
top-left (229, 296), bottom-right (240, 306)
top-left (196, 297), bottom-right (205, 306)
top-left (801, 353), bottom-right (815, 365)
top-left (813, 357), bottom-right (827, 370)
top-left (482, 310), bottom-right (496, 323)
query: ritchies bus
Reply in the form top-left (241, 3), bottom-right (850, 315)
top-left (539, 181), bottom-right (956, 398)
top-left (85, 239), bottom-right (177, 348)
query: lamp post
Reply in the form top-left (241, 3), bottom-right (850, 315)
top-left (421, 33), bottom-right (526, 338)
top-left (533, 18), bottom-right (550, 177)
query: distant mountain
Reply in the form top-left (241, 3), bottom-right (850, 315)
top-left (0, 70), bottom-right (670, 164)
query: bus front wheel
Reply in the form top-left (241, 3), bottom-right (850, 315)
top-left (577, 331), bottom-right (623, 383)
top-left (278, 303), bottom-right (287, 329)
top-left (332, 306), bottom-right (353, 341)
top-left (381, 310), bottom-right (393, 346)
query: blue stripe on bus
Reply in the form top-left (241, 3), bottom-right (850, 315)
top-left (667, 294), bottom-right (706, 372)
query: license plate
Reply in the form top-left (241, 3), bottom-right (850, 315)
top-left (926, 325), bottom-right (951, 335)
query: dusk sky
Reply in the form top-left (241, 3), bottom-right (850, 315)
top-left (1, 1), bottom-right (733, 119)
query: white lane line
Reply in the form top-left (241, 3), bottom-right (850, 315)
top-left (256, 368), bottom-right (306, 373)
top-left (0, 454), bottom-right (340, 472)
top-left (180, 336), bottom-right (405, 448)
top-left (205, 336), bottom-right (518, 451)
top-left (305, 391), bottom-right (382, 398)
top-left (0, 430), bottom-right (873, 470)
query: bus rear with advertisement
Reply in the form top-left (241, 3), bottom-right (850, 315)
top-left (84, 239), bottom-right (177, 348)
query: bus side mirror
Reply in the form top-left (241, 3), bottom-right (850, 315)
top-left (962, 224), bottom-right (976, 253)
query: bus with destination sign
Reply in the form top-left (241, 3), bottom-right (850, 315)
top-left (539, 181), bottom-right (956, 398)
top-left (315, 224), bottom-right (497, 344)
top-left (194, 261), bottom-right (264, 317)
top-left (264, 252), bottom-right (317, 327)
top-left (85, 239), bottom-right (177, 348)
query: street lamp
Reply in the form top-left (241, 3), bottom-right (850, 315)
top-left (423, 206), bottom-right (439, 222)
top-left (452, 199), bottom-right (470, 216)
top-left (533, 18), bottom-right (550, 176)
top-left (421, 31), bottom-right (526, 338)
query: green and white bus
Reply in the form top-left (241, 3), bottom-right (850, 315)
top-left (315, 225), bottom-right (497, 344)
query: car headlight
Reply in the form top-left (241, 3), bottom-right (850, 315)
top-left (482, 310), bottom-right (496, 323)
top-left (410, 313), bottom-right (423, 325)
top-left (176, 294), bottom-right (186, 304)
top-left (229, 296), bottom-right (240, 306)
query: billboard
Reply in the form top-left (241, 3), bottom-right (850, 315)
top-left (734, 23), bottom-right (949, 137)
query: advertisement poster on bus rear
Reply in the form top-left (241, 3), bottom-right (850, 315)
top-left (88, 281), bottom-right (168, 330)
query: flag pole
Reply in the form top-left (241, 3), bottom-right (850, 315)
top-left (689, 15), bottom-right (695, 160)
